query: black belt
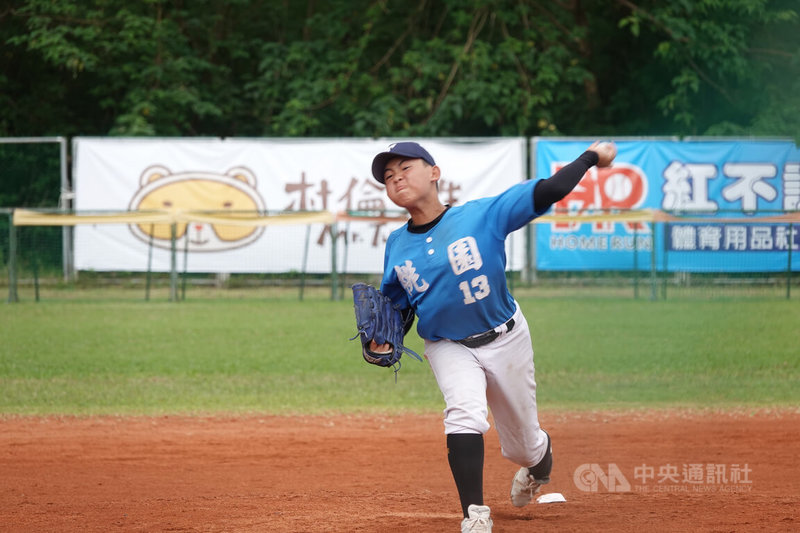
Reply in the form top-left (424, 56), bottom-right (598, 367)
top-left (456, 317), bottom-right (515, 348)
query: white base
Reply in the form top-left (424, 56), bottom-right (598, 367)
top-left (536, 492), bottom-right (567, 504)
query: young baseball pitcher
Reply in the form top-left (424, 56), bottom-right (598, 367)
top-left (366, 140), bottom-right (616, 532)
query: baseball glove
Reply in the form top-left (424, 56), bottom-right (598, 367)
top-left (350, 283), bottom-right (422, 374)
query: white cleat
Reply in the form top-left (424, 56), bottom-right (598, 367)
top-left (461, 504), bottom-right (493, 533)
top-left (510, 467), bottom-right (543, 507)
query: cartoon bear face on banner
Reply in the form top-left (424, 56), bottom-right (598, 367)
top-left (128, 165), bottom-right (267, 252)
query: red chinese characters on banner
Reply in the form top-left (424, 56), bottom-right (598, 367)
top-left (550, 163), bottom-right (649, 233)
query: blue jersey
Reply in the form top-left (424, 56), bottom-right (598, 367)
top-left (380, 179), bottom-right (545, 341)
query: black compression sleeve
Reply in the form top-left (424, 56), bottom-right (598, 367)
top-left (533, 150), bottom-right (599, 213)
top-left (400, 307), bottom-right (415, 335)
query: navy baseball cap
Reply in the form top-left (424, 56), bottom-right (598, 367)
top-left (371, 141), bottom-right (436, 183)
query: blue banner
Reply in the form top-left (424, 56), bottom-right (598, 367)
top-left (533, 139), bottom-right (800, 272)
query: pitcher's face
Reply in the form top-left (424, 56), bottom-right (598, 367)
top-left (382, 157), bottom-right (440, 209)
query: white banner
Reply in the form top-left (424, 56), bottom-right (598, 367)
top-left (73, 137), bottom-right (526, 273)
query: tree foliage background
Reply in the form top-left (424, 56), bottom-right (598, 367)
top-left (1, 0), bottom-right (799, 141)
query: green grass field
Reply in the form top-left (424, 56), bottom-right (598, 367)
top-left (1, 298), bottom-right (798, 415)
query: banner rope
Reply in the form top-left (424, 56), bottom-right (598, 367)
top-left (11, 208), bottom-right (800, 227)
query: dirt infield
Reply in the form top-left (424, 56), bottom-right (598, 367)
top-left (2, 409), bottom-right (798, 532)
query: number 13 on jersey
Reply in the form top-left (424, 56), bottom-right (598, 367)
top-left (459, 275), bottom-right (491, 304)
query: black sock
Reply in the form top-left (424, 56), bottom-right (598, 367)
top-left (447, 433), bottom-right (484, 517)
top-left (528, 430), bottom-right (552, 482)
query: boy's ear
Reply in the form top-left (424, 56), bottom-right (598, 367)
top-left (430, 165), bottom-right (441, 183)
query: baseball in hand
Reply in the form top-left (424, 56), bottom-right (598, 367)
top-left (591, 141), bottom-right (617, 167)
